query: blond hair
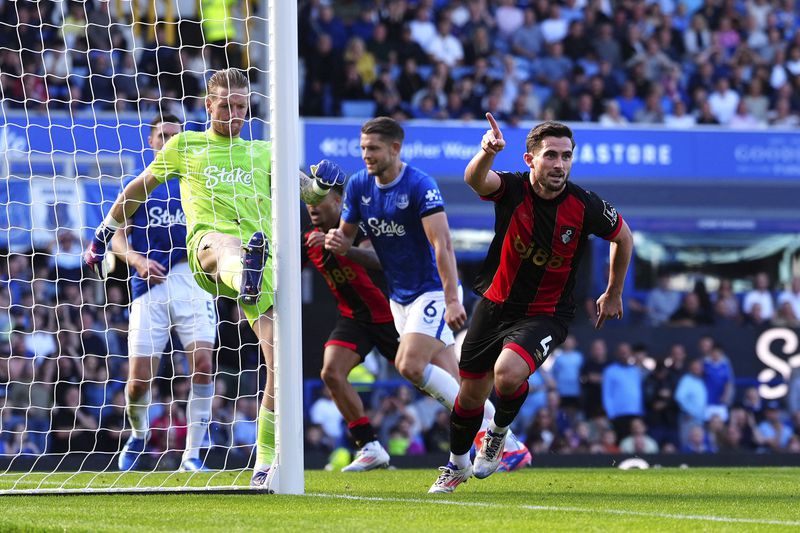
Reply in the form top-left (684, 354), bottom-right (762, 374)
top-left (207, 68), bottom-right (249, 96)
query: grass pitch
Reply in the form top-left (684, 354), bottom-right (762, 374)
top-left (0, 468), bottom-right (798, 532)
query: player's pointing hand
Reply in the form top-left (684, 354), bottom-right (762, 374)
top-left (482, 113), bottom-right (506, 155)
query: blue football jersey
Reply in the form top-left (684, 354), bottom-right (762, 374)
top-left (121, 174), bottom-right (188, 299)
top-left (342, 164), bottom-right (445, 304)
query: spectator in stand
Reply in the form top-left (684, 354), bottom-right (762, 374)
top-left (674, 358), bottom-right (707, 448)
top-left (757, 401), bottom-right (792, 452)
top-left (581, 339), bottom-right (609, 419)
top-left (712, 278), bottom-right (741, 325)
top-left (646, 276), bottom-right (682, 327)
top-left (598, 99), bottom-right (629, 126)
top-left (645, 357), bottom-right (680, 445)
top-left (616, 80), bottom-right (645, 122)
top-left (525, 408), bottom-right (558, 455)
top-left (510, 8), bottom-right (544, 68)
top-left (426, 15), bottom-right (463, 68)
top-left (49, 384), bottom-right (98, 453)
top-left (773, 300), bottom-right (800, 328)
top-left (367, 23), bottom-right (395, 67)
top-left (551, 335), bottom-right (583, 418)
top-left (708, 77), bottom-right (740, 125)
top-left (703, 343), bottom-right (735, 422)
top-left (309, 386), bottom-right (344, 446)
top-left (619, 417), bottom-right (659, 454)
top-left (602, 343), bottom-right (644, 441)
top-left (728, 406), bottom-right (759, 451)
top-left (513, 367), bottom-right (553, 436)
top-left (742, 272), bottom-right (775, 323)
top-left (669, 292), bottom-right (714, 326)
top-left (777, 276), bottom-right (800, 320)
top-left (682, 424), bottom-right (713, 453)
top-left (664, 99), bottom-right (697, 127)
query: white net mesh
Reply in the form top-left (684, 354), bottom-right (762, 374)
top-left (0, 0), bottom-right (275, 493)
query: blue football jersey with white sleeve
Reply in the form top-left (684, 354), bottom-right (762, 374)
top-left (341, 164), bottom-right (445, 304)
top-left (121, 174), bottom-right (187, 299)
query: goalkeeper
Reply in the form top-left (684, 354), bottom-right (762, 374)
top-left (84, 68), bottom-right (346, 487)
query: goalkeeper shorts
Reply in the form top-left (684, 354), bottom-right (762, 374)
top-left (188, 231), bottom-right (274, 325)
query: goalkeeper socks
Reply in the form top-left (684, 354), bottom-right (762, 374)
top-left (450, 396), bottom-right (484, 456)
top-left (418, 364), bottom-right (459, 410)
top-left (218, 255), bottom-right (243, 293)
top-left (184, 381), bottom-right (213, 461)
top-left (493, 381), bottom-right (529, 429)
top-left (348, 416), bottom-right (378, 449)
top-left (125, 387), bottom-right (151, 440)
top-left (255, 405), bottom-right (276, 469)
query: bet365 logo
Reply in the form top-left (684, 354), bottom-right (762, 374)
top-left (756, 328), bottom-right (800, 399)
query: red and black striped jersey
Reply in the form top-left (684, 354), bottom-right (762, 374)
top-left (473, 172), bottom-right (624, 321)
top-left (302, 225), bottom-right (394, 324)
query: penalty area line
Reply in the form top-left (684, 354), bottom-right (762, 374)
top-left (308, 493), bottom-right (800, 527)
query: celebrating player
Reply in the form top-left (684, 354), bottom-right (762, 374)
top-left (325, 117), bottom-right (530, 471)
top-left (303, 184), bottom-right (394, 471)
top-left (110, 114), bottom-right (217, 472)
top-left (428, 116), bottom-right (633, 493)
top-left (84, 68), bottom-right (346, 487)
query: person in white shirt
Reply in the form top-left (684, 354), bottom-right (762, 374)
top-left (777, 277), bottom-right (800, 320)
top-left (743, 272), bottom-right (775, 321)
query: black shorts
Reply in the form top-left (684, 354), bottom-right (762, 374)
top-left (325, 316), bottom-right (399, 362)
top-left (459, 297), bottom-right (568, 377)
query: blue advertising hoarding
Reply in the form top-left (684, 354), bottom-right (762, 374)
top-left (303, 119), bottom-right (800, 181)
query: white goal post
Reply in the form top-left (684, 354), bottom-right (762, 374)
top-left (0, 0), bottom-right (303, 494)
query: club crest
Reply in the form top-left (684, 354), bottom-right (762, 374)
top-left (396, 193), bottom-right (409, 209)
top-left (560, 225), bottom-right (576, 244)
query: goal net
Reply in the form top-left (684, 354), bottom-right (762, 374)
top-left (0, 1), bottom-right (303, 494)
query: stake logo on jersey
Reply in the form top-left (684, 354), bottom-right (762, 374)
top-left (342, 164), bottom-right (445, 305)
top-left (121, 174), bottom-right (187, 300)
top-left (203, 166), bottom-right (254, 188)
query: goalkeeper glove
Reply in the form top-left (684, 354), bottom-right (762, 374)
top-left (310, 159), bottom-right (347, 194)
top-left (83, 221), bottom-right (118, 278)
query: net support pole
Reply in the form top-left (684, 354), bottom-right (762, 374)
top-left (268, 0), bottom-right (304, 494)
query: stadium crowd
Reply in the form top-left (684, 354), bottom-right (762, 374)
top-left (0, 236), bottom-right (266, 468)
top-left (1, 0), bottom-right (799, 127)
top-left (298, 0), bottom-right (800, 126)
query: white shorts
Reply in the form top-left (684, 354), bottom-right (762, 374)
top-left (128, 261), bottom-right (217, 358)
top-left (389, 287), bottom-right (463, 347)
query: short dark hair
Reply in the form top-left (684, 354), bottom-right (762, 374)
top-left (150, 113), bottom-right (182, 134)
top-left (525, 121), bottom-right (575, 154)
top-left (361, 116), bottom-right (404, 144)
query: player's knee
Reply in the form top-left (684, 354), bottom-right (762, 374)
top-left (320, 364), bottom-right (347, 390)
top-left (127, 380), bottom-right (149, 400)
top-left (395, 357), bottom-right (425, 384)
top-left (494, 368), bottom-right (526, 397)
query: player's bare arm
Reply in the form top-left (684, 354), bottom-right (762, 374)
top-left (307, 231), bottom-right (381, 270)
top-left (422, 212), bottom-right (466, 331)
top-left (302, 159), bottom-right (348, 206)
top-left (345, 240), bottom-right (382, 270)
top-left (464, 112), bottom-right (504, 196)
top-left (111, 225), bottom-right (167, 285)
top-left (325, 221), bottom-right (359, 256)
top-left (595, 220), bottom-right (634, 329)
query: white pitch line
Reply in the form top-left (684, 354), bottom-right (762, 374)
top-left (308, 493), bottom-right (800, 527)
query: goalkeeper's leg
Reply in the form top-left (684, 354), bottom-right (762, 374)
top-left (250, 309), bottom-right (276, 487)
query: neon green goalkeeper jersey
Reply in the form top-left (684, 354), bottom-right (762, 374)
top-left (148, 128), bottom-right (272, 249)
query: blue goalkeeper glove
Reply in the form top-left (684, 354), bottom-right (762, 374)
top-left (83, 224), bottom-right (116, 279)
top-left (310, 159), bottom-right (347, 191)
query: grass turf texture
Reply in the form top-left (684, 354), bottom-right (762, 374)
top-left (0, 468), bottom-right (798, 532)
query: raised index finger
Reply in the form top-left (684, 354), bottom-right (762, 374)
top-left (485, 112), bottom-right (502, 138)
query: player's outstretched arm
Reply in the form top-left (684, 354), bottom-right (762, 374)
top-left (595, 220), bottom-right (633, 329)
top-left (465, 113), bottom-right (504, 196)
top-left (111, 226), bottom-right (167, 285)
top-left (301, 159), bottom-right (347, 206)
top-left (422, 212), bottom-right (466, 331)
top-left (84, 170), bottom-right (160, 278)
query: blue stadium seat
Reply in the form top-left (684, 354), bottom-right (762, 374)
top-left (340, 100), bottom-right (376, 118)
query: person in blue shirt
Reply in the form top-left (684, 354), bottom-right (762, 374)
top-left (602, 342), bottom-right (644, 440)
top-left (703, 343), bottom-right (735, 422)
top-left (551, 334), bottom-right (584, 415)
top-left (325, 116), bottom-right (530, 474)
top-left (110, 115), bottom-right (217, 473)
